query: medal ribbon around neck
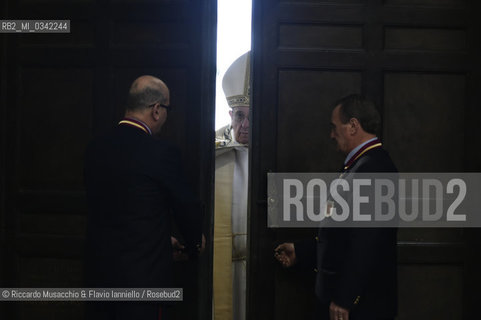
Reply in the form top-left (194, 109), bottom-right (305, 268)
top-left (118, 118), bottom-right (152, 135)
top-left (343, 138), bottom-right (382, 171)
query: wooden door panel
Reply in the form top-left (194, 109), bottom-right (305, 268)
top-left (0, 0), bottom-right (216, 319)
top-left (277, 70), bottom-right (361, 171)
top-left (250, 0), bottom-right (481, 319)
top-left (398, 265), bottom-right (463, 320)
top-left (17, 68), bottom-right (93, 189)
top-left (384, 27), bottom-right (467, 52)
top-left (383, 73), bottom-right (466, 172)
top-left (279, 25), bottom-right (363, 50)
top-left (385, 0), bottom-right (466, 7)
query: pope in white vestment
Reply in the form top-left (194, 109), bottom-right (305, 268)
top-left (214, 52), bottom-right (250, 320)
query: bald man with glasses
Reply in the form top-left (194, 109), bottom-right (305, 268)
top-left (85, 75), bottom-right (204, 320)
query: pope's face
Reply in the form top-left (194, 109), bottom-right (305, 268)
top-left (229, 106), bottom-right (250, 145)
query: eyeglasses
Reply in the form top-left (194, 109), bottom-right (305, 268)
top-left (159, 103), bottom-right (171, 113)
top-left (148, 102), bottom-right (172, 113)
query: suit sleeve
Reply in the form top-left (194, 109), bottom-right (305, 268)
top-left (332, 154), bottom-right (398, 309)
top-left (293, 238), bottom-right (317, 272)
top-left (332, 228), bottom-right (395, 309)
top-left (154, 144), bottom-right (203, 256)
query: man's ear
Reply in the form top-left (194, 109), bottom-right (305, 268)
top-left (151, 103), bottom-right (161, 121)
top-left (229, 109), bottom-right (233, 119)
top-left (349, 118), bottom-right (360, 134)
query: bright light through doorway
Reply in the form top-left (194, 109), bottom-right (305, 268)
top-left (215, 0), bottom-right (252, 130)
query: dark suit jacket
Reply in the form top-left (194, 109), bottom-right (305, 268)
top-left (296, 147), bottom-right (398, 319)
top-left (84, 124), bottom-right (202, 288)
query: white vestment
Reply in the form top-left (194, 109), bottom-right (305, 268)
top-left (214, 125), bottom-right (248, 320)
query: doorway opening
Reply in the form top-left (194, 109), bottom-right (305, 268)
top-left (213, 1), bottom-right (252, 320)
top-left (215, 0), bottom-right (252, 130)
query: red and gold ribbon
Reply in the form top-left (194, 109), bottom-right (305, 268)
top-left (344, 138), bottom-right (382, 170)
top-left (118, 118), bottom-right (152, 135)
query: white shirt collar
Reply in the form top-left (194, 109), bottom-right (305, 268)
top-left (344, 137), bottom-right (378, 165)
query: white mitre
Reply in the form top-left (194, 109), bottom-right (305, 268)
top-left (222, 51), bottom-right (251, 108)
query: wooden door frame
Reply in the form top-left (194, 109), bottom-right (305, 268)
top-left (0, 1), bottom-right (218, 319)
top-left (247, 1), bottom-right (481, 319)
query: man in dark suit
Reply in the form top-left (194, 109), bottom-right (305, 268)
top-left (84, 75), bottom-right (203, 320)
top-left (275, 94), bottom-right (398, 320)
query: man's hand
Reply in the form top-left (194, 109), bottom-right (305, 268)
top-left (329, 301), bottom-right (349, 320)
top-left (274, 242), bottom-right (297, 267)
top-left (197, 234), bottom-right (206, 255)
top-left (171, 236), bottom-right (189, 261)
